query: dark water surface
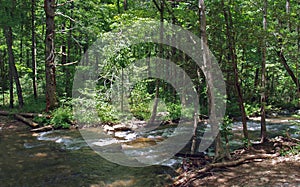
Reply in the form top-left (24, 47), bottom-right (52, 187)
top-left (0, 121), bottom-right (175, 187)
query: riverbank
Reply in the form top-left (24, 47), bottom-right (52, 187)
top-left (172, 136), bottom-right (300, 187)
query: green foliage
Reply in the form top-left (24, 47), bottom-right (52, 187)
top-left (281, 144), bottom-right (300, 156)
top-left (220, 115), bottom-right (233, 138)
top-left (33, 115), bottom-right (50, 126)
top-left (166, 103), bottom-right (181, 120)
top-left (244, 103), bottom-right (260, 116)
top-left (128, 81), bottom-right (153, 120)
top-left (96, 99), bottom-right (119, 123)
top-left (50, 106), bottom-right (73, 129)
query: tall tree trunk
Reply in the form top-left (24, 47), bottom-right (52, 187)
top-left (44, 0), bottom-right (57, 111)
top-left (297, 12), bottom-right (300, 107)
top-left (66, 3), bottom-right (74, 98)
top-left (149, 0), bottom-right (164, 125)
top-left (221, 0), bottom-right (249, 147)
top-left (123, 0), bottom-right (128, 11)
top-left (4, 26), bottom-right (24, 108)
top-left (32, 0), bottom-right (38, 99)
top-left (260, 0), bottom-right (268, 143)
top-left (199, 0), bottom-right (224, 160)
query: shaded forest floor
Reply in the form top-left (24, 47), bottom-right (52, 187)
top-left (174, 138), bottom-right (300, 187)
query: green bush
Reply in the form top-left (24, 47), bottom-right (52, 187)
top-left (51, 106), bottom-right (74, 129)
top-left (33, 115), bottom-right (50, 126)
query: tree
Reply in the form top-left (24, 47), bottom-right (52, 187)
top-left (2, 0), bottom-right (24, 108)
top-left (44, 0), bottom-right (58, 111)
top-left (31, 0), bottom-right (38, 99)
top-left (221, 0), bottom-right (250, 147)
top-left (260, 0), bottom-right (268, 143)
top-left (199, 0), bottom-right (225, 160)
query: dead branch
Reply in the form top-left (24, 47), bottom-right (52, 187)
top-left (19, 113), bottom-right (50, 118)
top-left (53, 0), bottom-right (74, 7)
top-left (31, 125), bottom-right (53, 132)
top-left (56, 12), bottom-right (76, 22)
top-left (174, 152), bottom-right (280, 186)
top-left (56, 61), bottom-right (78, 67)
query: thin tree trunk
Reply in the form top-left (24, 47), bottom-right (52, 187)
top-left (199, 0), bottom-right (223, 160)
top-left (123, 0), bottom-right (128, 11)
top-left (66, 5), bottom-right (74, 98)
top-left (44, 0), bottom-right (57, 111)
top-left (149, 0), bottom-right (164, 125)
top-left (0, 54), bottom-right (4, 106)
top-left (260, 0), bottom-right (268, 143)
top-left (8, 50), bottom-right (14, 108)
top-left (277, 50), bottom-right (300, 93)
top-left (4, 26), bottom-right (24, 108)
top-left (221, 0), bottom-right (249, 147)
top-left (32, 0), bottom-right (38, 99)
top-left (297, 14), bottom-right (300, 107)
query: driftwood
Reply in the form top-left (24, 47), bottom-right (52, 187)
top-left (174, 152), bottom-right (280, 186)
top-left (14, 114), bottom-right (39, 128)
top-left (30, 125), bottom-right (53, 132)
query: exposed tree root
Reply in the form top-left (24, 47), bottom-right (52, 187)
top-left (174, 152), bottom-right (280, 186)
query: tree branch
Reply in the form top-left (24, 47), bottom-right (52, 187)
top-left (56, 61), bottom-right (78, 66)
top-left (174, 152), bottom-right (280, 186)
top-left (56, 12), bottom-right (76, 22)
top-left (152, 0), bottom-right (162, 12)
top-left (53, 0), bottom-right (74, 7)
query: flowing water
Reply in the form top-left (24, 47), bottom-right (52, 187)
top-left (0, 120), bottom-right (175, 187)
top-left (0, 116), bottom-right (299, 186)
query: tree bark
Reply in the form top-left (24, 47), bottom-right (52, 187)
top-left (221, 0), bottom-right (249, 147)
top-left (66, 5), bottom-right (74, 97)
top-left (199, 0), bottom-right (223, 159)
top-left (149, 0), bottom-right (164, 125)
top-left (123, 0), bottom-right (128, 11)
top-left (31, 0), bottom-right (38, 99)
top-left (4, 26), bottom-right (24, 108)
top-left (260, 0), bottom-right (268, 143)
top-left (44, 0), bottom-right (58, 111)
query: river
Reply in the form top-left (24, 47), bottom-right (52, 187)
top-left (0, 118), bottom-right (175, 187)
top-left (0, 116), bottom-right (299, 186)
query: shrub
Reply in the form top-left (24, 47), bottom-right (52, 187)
top-left (50, 106), bottom-right (73, 129)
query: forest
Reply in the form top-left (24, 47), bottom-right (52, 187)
top-left (0, 0), bottom-right (299, 186)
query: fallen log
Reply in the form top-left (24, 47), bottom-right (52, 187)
top-left (0, 111), bottom-right (11, 116)
top-left (174, 152), bottom-right (280, 186)
top-left (30, 125), bottom-right (53, 132)
top-left (19, 113), bottom-right (50, 118)
top-left (14, 114), bottom-right (39, 128)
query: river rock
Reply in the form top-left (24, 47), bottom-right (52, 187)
top-left (279, 109), bottom-right (290, 115)
top-left (103, 125), bottom-right (114, 132)
top-left (113, 124), bottom-right (132, 131)
top-left (122, 137), bottom-right (157, 149)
